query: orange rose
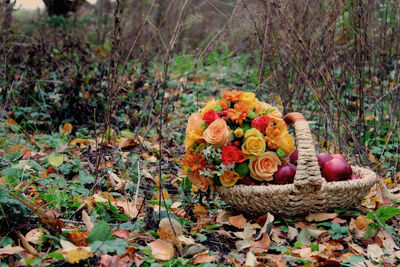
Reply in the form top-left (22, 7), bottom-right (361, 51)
top-left (255, 102), bottom-right (283, 121)
top-left (189, 172), bottom-right (210, 192)
top-left (202, 119), bottom-right (232, 147)
top-left (220, 171), bottom-right (241, 187)
top-left (249, 151), bottom-right (281, 181)
top-left (185, 113), bottom-right (204, 149)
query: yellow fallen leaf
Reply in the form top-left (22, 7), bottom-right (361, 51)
top-left (364, 115), bottom-right (375, 121)
top-left (65, 248), bottom-right (93, 264)
top-left (60, 122), bottom-right (73, 134)
top-left (6, 118), bottom-right (18, 126)
top-left (148, 239), bottom-right (175, 261)
top-left (121, 130), bottom-right (134, 138)
top-left (48, 153), bottom-right (64, 167)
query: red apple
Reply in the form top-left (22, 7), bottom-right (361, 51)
top-left (273, 163), bottom-right (296, 185)
top-left (322, 158), bottom-right (353, 182)
top-left (240, 176), bottom-right (256, 186)
top-left (290, 150), bottom-right (298, 164)
top-left (332, 154), bottom-right (346, 161)
top-left (317, 153), bottom-right (333, 169)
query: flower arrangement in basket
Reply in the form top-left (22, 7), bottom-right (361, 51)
top-left (182, 90), bottom-right (377, 216)
top-left (182, 90), bottom-right (296, 191)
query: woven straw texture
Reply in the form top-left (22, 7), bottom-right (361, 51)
top-left (215, 112), bottom-right (377, 216)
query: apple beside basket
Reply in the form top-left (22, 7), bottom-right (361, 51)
top-left (215, 112), bottom-right (377, 217)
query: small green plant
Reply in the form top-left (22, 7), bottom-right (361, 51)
top-left (365, 206), bottom-right (400, 238)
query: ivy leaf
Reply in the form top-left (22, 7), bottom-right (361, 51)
top-left (88, 221), bottom-right (112, 245)
top-left (90, 238), bottom-right (128, 256)
top-left (48, 153), bottom-right (64, 167)
top-left (78, 171), bottom-right (94, 185)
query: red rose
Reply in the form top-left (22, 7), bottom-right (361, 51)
top-left (203, 109), bottom-right (220, 126)
top-left (221, 146), bottom-right (246, 165)
top-left (251, 115), bottom-right (270, 132)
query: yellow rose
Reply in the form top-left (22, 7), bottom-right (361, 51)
top-left (185, 130), bottom-right (203, 150)
top-left (234, 128), bottom-right (244, 138)
top-left (202, 119), bottom-right (233, 147)
top-left (279, 131), bottom-right (295, 155)
top-left (249, 151), bottom-right (281, 181)
top-left (200, 99), bottom-right (218, 116)
top-left (220, 171), bottom-right (241, 187)
top-left (185, 113), bottom-right (204, 149)
top-left (239, 92), bottom-right (258, 110)
top-left (244, 128), bottom-right (263, 139)
top-left (241, 129), bottom-right (265, 156)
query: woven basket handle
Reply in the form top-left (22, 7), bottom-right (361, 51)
top-left (283, 112), bottom-right (323, 192)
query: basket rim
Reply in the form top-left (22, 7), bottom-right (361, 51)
top-left (215, 165), bottom-right (377, 192)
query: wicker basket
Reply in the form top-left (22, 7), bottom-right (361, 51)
top-left (215, 112), bottom-right (377, 216)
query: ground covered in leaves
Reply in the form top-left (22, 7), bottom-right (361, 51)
top-left (1, 83), bottom-right (400, 267)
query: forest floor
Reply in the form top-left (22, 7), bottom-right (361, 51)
top-left (1, 81), bottom-right (400, 267)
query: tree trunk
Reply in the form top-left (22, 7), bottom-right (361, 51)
top-left (0, 0), bottom-right (14, 31)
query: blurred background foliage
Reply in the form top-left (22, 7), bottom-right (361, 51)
top-left (0, 0), bottom-right (399, 176)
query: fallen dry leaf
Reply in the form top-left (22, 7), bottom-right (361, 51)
top-left (235, 223), bottom-right (257, 250)
top-left (66, 231), bottom-right (89, 247)
top-left (251, 233), bottom-right (270, 254)
top-left (355, 215), bottom-right (373, 230)
top-left (100, 254), bottom-right (134, 267)
top-left (148, 239), bottom-right (175, 261)
top-left (112, 229), bottom-right (131, 239)
top-left (305, 212), bottom-right (338, 222)
top-left (367, 244), bottom-right (384, 263)
top-left (17, 231), bottom-right (38, 256)
top-left (348, 243), bottom-right (367, 256)
top-left (193, 204), bottom-right (209, 220)
top-left (25, 228), bottom-right (49, 245)
top-left (215, 210), bottom-right (230, 225)
top-left (115, 199), bottom-right (137, 219)
top-left (0, 245), bottom-right (25, 256)
top-left (159, 218), bottom-right (183, 236)
top-left (192, 252), bottom-right (218, 264)
top-left (244, 251), bottom-right (258, 267)
top-left (82, 210), bottom-right (94, 231)
top-left (376, 230), bottom-right (399, 254)
top-left (228, 214), bottom-right (247, 229)
top-left (287, 226), bottom-right (299, 241)
top-left (118, 138), bottom-right (139, 149)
